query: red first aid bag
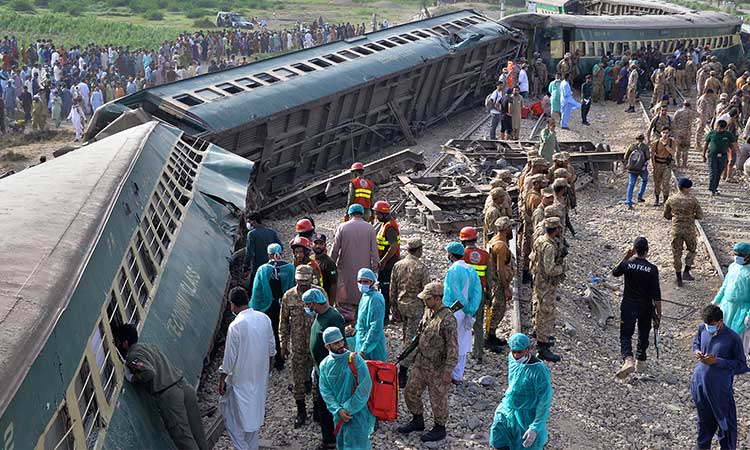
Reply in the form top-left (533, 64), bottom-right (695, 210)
top-left (334, 354), bottom-right (399, 434)
top-left (530, 100), bottom-right (543, 116)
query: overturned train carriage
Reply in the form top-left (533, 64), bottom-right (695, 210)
top-left (0, 122), bottom-right (252, 450)
top-left (87, 10), bottom-right (525, 201)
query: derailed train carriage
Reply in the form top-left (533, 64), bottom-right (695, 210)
top-left (530, 0), bottom-right (693, 15)
top-left (502, 11), bottom-right (744, 77)
top-left (86, 10), bottom-right (525, 203)
top-left (0, 122), bottom-right (251, 450)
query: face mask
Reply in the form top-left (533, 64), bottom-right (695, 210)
top-left (330, 349), bottom-right (349, 358)
top-left (735, 256), bottom-right (747, 265)
top-left (304, 306), bottom-right (316, 317)
top-left (246, 222), bottom-right (253, 230)
top-left (358, 283), bottom-right (370, 293)
top-left (706, 324), bottom-right (718, 334)
top-left (514, 354), bottom-right (531, 364)
top-left (447, 257), bottom-right (453, 264)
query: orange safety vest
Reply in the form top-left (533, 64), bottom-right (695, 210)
top-left (352, 177), bottom-right (374, 209)
top-left (376, 219), bottom-right (401, 258)
top-left (464, 247), bottom-right (490, 289)
top-left (307, 260), bottom-right (323, 286)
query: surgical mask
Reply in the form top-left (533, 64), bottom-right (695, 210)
top-left (734, 255), bottom-right (747, 265)
top-left (447, 257), bottom-right (453, 264)
top-left (358, 283), bottom-right (370, 293)
top-left (705, 324), bottom-right (718, 334)
top-left (514, 354), bottom-right (531, 364)
top-left (330, 349), bottom-right (349, 358)
top-left (246, 222), bottom-right (253, 230)
top-left (304, 306), bottom-right (316, 317)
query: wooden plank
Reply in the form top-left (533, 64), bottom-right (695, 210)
top-left (696, 219), bottom-right (725, 282)
top-left (398, 175), bottom-right (445, 221)
top-left (387, 101), bottom-right (417, 145)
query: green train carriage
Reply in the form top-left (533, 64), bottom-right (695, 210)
top-left (502, 12), bottom-right (743, 79)
top-left (0, 122), bottom-right (251, 450)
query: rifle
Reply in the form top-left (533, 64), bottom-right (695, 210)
top-left (652, 298), bottom-right (661, 359)
top-left (395, 300), bottom-right (463, 365)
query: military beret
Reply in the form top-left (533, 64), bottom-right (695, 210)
top-left (543, 217), bottom-right (562, 228)
top-left (710, 70), bottom-right (717, 76)
top-left (494, 216), bottom-right (512, 230)
top-left (407, 239), bottom-right (423, 250)
top-left (418, 281), bottom-right (444, 300)
top-left (733, 242), bottom-right (750, 255)
top-left (541, 187), bottom-right (554, 198)
top-left (295, 264), bottom-right (314, 280)
top-left (677, 177), bottom-right (693, 189)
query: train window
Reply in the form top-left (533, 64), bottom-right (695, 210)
top-left (615, 43), bottom-right (623, 54)
top-left (235, 77), bottom-right (263, 89)
top-left (337, 50), bottom-right (360, 59)
top-left (216, 82), bottom-right (243, 94)
top-left (135, 233), bottom-right (157, 282)
top-left (667, 40), bottom-right (675, 53)
top-left (587, 42), bottom-right (595, 56)
top-left (390, 36), bottom-right (409, 44)
top-left (291, 62), bottom-right (316, 72)
top-left (412, 30), bottom-right (430, 38)
top-left (469, 15), bottom-right (486, 22)
top-left (93, 321), bottom-right (117, 403)
top-left (43, 404), bottom-right (75, 450)
top-left (376, 39), bottom-right (396, 48)
top-left (422, 28), bottom-right (441, 36)
top-left (254, 72), bottom-right (280, 83)
top-left (452, 20), bottom-right (469, 27)
top-left (74, 359), bottom-right (103, 449)
top-left (400, 33), bottom-right (420, 41)
top-left (173, 94), bottom-right (203, 107)
top-left (430, 27), bottom-right (449, 37)
top-left (442, 23), bottom-right (460, 33)
top-left (464, 17), bottom-right (479, 24)
top-left (106, 290), bottom-right (124, 329)
top-left (272, 68), bottom-right (299, 78)
top-left (322, 53), bottom-right (346, 63)
top-left (194, 88), bottom-right (224, 101)
top-left (597, 42), bottom-right (605, 57)
top-left (365, 43), bottom-right (386, 52)
top-left (576, 42), bottom-right (586, 56)
top-left (350, 46), bottom-right (373, 55)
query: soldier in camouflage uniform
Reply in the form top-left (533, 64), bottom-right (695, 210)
top-left (530, 217), bottom-right (566, 362)
top-left (487, 216), bottom-right (515, 335)
top-left (532, 57), bottom-right (548, 98)
top-left (723, 63), bottom-right (737, 95)
top-left (697, 88), bottom-right (717, 145)
top-left (663, 178), bottom-right (703, 287)
top-left (520, 173), bottom-right (546, 284)
top-left (672, 100), bottom-right (699, 167)
top-left (705, 71), bottom-right (722, 96)
top-left (390, 238), bottom-right (431, 386)
top-left (552, 177), bottom-right (575, 236)
top-left (533, 188), bottom-right (555, 232)
top-left (696, 62), bottom-right (709, 96)
top-left (651, 64), bottom-right (667, 107)
top-left (398, 282), bottom-right (458, 443)
top-left (279, 265), bottom-right (324, 427)
top-left (483, 185), bottom-right (513, 245)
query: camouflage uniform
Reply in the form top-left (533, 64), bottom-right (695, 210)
top-left (487, 217), bottom-right (514, 334)
top-left (647, 114), bottom-right (672, 144)
top-left (404, 285), bottom-right (458, 427)
top-left (390, 246), bottom-right (431, 368)
top-left (663, 191), bottom-right (703, 273)
top-left (704, 73), bottom-right (722, 96)
top-left (530, 221), bottom-right (566, 343)
top-left (696, 65), bottom-right (709, 96)
top-left (556, 55), bottom-right (571, 79)
top-left (651, 137), bottom-right (675, 200)
top-left (651, 68), bottom-right (666, 105)
top-left (592, 62), bottom-right (605, 103)
top-left (483, 187), bottom-right (512, 244)
top-left (723, 67), bottom-right (737, 94)
top-left (696, 92), bottom-right (717, 144)
top-left (685, 59), bottom-right (696, 88)
top-left (672, 106), bottom-right (699, 167)
top-left (520, 174), bottom-right (544, 274)
top-left (280, 284), bottom-right (323, 401)
top-left (532, 58), bottom-right (548, 98)
top-left (664, 65), bottom-right (677, 101)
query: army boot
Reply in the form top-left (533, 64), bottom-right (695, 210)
top-left (676, 272), bottom-right (684, 287)
top-left (294, 400), bottom-right (307, 428)
top-left (616, 356), bottom-right (636, 379)
top-left (484, 335), bottom-right (504, 353)
top-left (398, 415), bottom-right (425, 434)
top-left (683, 266), bottom-right (695, 281)
top-left (398, 366), bottom-right (408, 388)
top-left (537, 342), bottom-right (561, 362)
top-left (421, 424), bottom-right (447, 442)
top-left (635, 359), bottom-right (647, 372)
top-left (654, 194), bottom-right (660, 207)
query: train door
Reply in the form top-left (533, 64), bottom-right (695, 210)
top-left (563, 28), bottom-right (573, 54)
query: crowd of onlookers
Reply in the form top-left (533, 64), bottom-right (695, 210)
top-left (0, 15), bottom-right (392, 139)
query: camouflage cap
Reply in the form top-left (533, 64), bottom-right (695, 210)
top-left (543, 217), bottom-right (562, 228)
top-left (490, 187), bottom-right (506, 200)
top-left (541, 187), bottom-right (554, 198)
top-left (418, 281), bottom-right (444, 300)
top-left (526, 149), bottom-right (540, 158)
top-left (544, 204), bottom-right (564, 218)
top-left (527, 173), bottom-right (546, 184)
top-left (496, 169), bottom-right (513, 181)
top-left (490, 178), bottom-right (507, 189)
top-left (494, 216), bottom-right (512, 230)
top-left (552, 178), bottom-right (569, 188)
top-left (553, 168), bottom-right (570, 179)
top-left (407, 239), bottom-right (423, 250)
top-left (296, 264), bottom-right (314, 281)
top-left (559, 151), bottom-right (571, 161)
top-left (531, 158), bottom-right (549, 167)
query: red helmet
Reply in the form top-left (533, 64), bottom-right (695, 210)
top-left (459, 226), bottom-right (478, 241)
top-left (373, 201), bottom-right (391, 214)
top-left (295, 218), bottom-right (314, 233)
top-left (290, 236), bottom-right (313, 249)
top-left (351, 162), bottom-right (365, 171)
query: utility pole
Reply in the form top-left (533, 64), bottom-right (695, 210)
top-left (500, 0), bottom-right (506, 18)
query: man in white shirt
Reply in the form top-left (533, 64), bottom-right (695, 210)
top-left (219, 287), bottom-right (276, 450)
top-left (486, 80), bottom-right (505, 140)
top-left (518, 63), bottom-right (530, 98)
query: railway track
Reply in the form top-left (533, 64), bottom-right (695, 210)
top-left (637, 88), bottom-right (749, 280)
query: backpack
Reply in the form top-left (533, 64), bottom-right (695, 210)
top-left (626, 144), bottom-right (646, 172)
top-left (334, 354), bottom-right (398, 434)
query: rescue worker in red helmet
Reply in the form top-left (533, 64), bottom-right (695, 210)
top-left (347, 162), bottom-right (375, 222)
top-left (373, 200), bottom-right (401, 325)
top-left (295, 217), bottom-right (316, 240)
top-left (459, 226), bottom-right (498, 360)
top-left (290, 236), bottom-right (323, 286)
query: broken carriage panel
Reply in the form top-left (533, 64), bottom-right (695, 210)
top-left (87, 9), bottom-right (525, 203)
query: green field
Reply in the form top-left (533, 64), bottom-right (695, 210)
top-left (0, 0), bottom-right (519, 50)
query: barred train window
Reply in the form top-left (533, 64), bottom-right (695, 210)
top-left (43, 404), bottom-right (75, 450)
top-left (93, 322), bottom-right (117, 402)
top-left (74, 359), bottom-right (103, 449)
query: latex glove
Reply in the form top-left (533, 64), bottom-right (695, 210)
top-left (522, 429), bottom-right (537, 448)
top-left (464, 315), bottom-right (475, 331)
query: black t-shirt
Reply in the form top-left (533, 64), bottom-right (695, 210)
top-left (612, 257), bottom-right (661, 307)
top-left (500, 96), bottom-right (512, 119)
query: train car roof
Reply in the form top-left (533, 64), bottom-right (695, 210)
top-left (0, 123), bottom-right (160, 415)
top-left (503, 11), bottom-right (741, 29)
top-left (115, 9), bottom-right (518, 135)
top-left (536, 0), bottom-right (693, 13)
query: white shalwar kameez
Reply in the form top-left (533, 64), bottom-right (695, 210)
top-left (219, 308), bottom-right (276, 450)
